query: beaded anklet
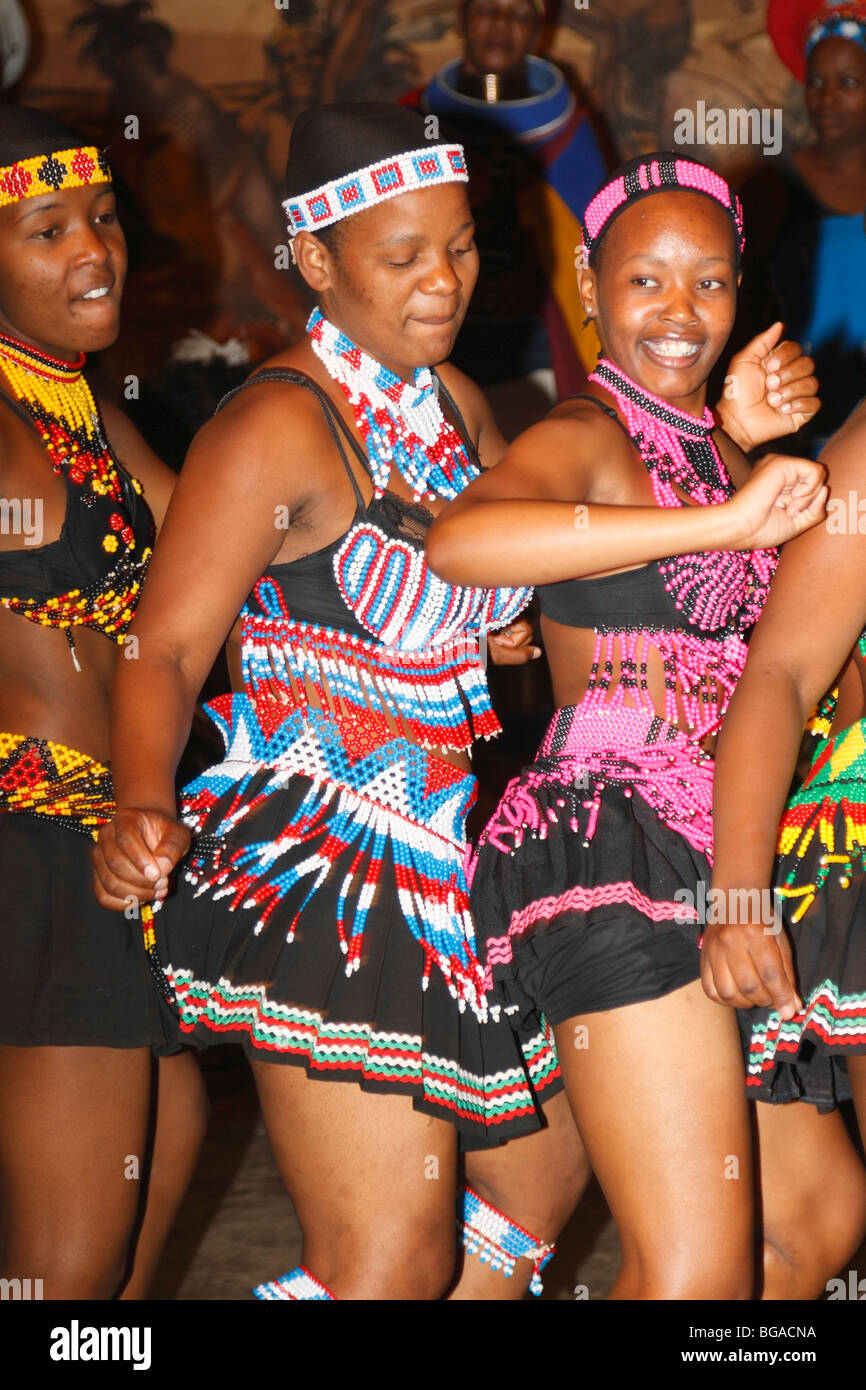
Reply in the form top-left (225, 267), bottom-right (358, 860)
top-left (253, 1266), bottom-right (336, 1301)
top-left (460, 1187), bottom-right (555, 1297)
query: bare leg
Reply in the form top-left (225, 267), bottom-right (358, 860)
top-left (0, 1045), bottom-right (150, 1299)
top-left (251, 1061), bottom-right (458, 1300)
top-left (848, 1055), bottom-right (866, 1151)
top-left (450, 1090), bottom-right (592, 1300)
top-left (755, 1097), bottom-right (866, 1300)
top-left (119, 1050), bottom-right (209, 1300)
top-left (554, 979), bottom-right (754, 1300)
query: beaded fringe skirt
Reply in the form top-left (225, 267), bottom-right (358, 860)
top-left (746, 721), bottom-right (866, 1110)
top-left (150, 696), bottom-right (561, 1147)
top-left (0, 732), bottom-right (173, 1049)
top-left (468, 704), bottom-right (710, 1028)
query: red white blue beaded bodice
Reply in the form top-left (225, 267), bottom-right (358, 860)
top-left (230, 352), bottom-right (531, 753)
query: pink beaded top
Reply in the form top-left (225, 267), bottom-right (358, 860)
top-left (540, 359), bottom-right (777, 743)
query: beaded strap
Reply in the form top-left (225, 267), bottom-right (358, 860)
top-left (460, 1187), bottom-right (555, 1297)
top-left (253, 1266), bottom-right (336, 1301)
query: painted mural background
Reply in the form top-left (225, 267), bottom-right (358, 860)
top-left (1, 1), bottom-right (811, 399)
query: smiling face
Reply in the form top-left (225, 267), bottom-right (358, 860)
top-left (461, 0), bottom-right (540, 77)
top-left (0, 182), bottom-right (126, 359)
top-left (295, 181), bottom-right (479, 378)
top-left (806, 36), bottom-right (866, 147)
top-left (577, 191), bottom-right (740, 413)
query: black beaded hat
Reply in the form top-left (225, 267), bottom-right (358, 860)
top-left (282, 102), bottom-right (468, 240)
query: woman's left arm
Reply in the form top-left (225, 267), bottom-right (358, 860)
top-left (98, 397), bottom-right (177, 530)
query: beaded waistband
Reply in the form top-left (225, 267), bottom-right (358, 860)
top-left (479, 704), bottom-right (714, 861)
top-left (0, 732), bottom-right (114, 837)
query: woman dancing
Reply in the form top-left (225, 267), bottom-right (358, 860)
top-left (92, 102), bottom-right (593, 1302)
top-left (707, 331), bottom-right (866, 1153)
top-left (0, 106), bottom-right (207, 1299)
top-left (427, 153), bottom-right (866, 1298)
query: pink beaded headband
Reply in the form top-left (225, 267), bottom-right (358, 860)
top-left (283, 145), bottom-right (469, 239)
top-left (581, 156), bottom-right (746, 265)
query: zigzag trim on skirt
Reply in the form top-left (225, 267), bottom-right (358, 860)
top-left (747, 978), bottom-right (866, 1087)
top-left (165, 967), bottom-right (560, 1127)
top-left (174, 697), bottom-right (488, 1017)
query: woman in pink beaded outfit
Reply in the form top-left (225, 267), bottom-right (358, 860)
top-left (428, 153), bottom-right (866, 1298)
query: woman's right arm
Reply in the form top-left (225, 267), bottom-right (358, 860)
top-left (92, 384), bottom-right (318, 909)
top-left (425, 415), bottom-right (827, 588)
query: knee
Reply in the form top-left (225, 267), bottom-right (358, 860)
top-left (306, 1219), bottom-right (456, 1301)
top-left (466, 1174), bottom-right (574, 1248)
top-left (618, 1248), bottom-right (753, 1302)
top-left (765, 1159), bottom-right (866, 1296)
top-left (1, 1236), bottom-right (129, 1300)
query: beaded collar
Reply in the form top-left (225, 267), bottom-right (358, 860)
top-left (306, 307), bottom-right (480, 503)
top-left (0, 333), bottom-right (152, 667)
top-left (589, 358), bottom-right (777, 634)
top-left (0, 334), bottom-right (125, 511)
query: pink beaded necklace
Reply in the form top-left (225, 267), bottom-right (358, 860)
top-left (589, 358), bottom-right (777, 633)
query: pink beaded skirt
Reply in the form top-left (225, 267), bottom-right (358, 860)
top-left (468, 704), bottom-right (710, 1028)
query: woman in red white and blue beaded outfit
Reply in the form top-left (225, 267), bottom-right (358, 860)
top-left (428, 152), bottom-right (866, 1297)
top-left (93, 103), bottom-right (594, 1301)
top-left (0, 106), bottom-right (207, 1299)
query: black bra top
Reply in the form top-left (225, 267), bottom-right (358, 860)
top-left (0, 390), bottom-right (152, 603)
top-left (218, 366), bottom-right (480, 640)
top-left (537, 393), bottom-right (692, 631)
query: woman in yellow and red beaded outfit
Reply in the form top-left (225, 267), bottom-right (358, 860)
top-left (0, 107), bottom-right (206, 1300)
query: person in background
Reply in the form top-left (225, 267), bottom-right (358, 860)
top-left (741, 0), bottom-right (866, 456)
top-left (404, 0), bottom-right (606, 435)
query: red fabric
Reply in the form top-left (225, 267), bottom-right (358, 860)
top-left (768, 0), bottom-right (866, 82)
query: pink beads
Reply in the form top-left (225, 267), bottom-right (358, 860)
top-left (582, 156), bottom-right (745, 255)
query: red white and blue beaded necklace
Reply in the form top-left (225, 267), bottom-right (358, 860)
top-left (307, 306), bottom-right (479, 503)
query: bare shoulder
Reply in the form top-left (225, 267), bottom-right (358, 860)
top-left (434, 361), bottom-right (488, 441)
top-left (821, 396), bottom-right (866, 477)
top-left (186, 367), bottom-right (333, 498)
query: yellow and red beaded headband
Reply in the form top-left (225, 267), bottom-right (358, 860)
top-left (0, 146), bottom-right (112, 209)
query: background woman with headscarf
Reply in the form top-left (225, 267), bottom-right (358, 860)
top-left (740, 1), bottom-right (866, 456)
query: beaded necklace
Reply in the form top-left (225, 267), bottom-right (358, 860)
top-left (0, 333), bottom-right (151, 667)
top-left (589, 358), bottom-right (777, 633)
top-left (307, 307), bottom-right (479, 502)
top-left (0, 333), bottom-right (124, 508)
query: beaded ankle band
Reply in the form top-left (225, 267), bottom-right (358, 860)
top-left (0, 147), bottom-right (111, 207)
top-left (253, 1266), bottom-right (336, 1301)
top-left (283, 145), bottom-right (467, 239)
top-left (582, 154), bottom-right (744, 264)
top-left (461, 1187), bottom-right (555, 1297)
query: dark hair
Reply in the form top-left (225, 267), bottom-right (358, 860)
top-left (284, 102), bottom-right (432, 205)
top-left (0, 105), bottom-right (91, 166)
